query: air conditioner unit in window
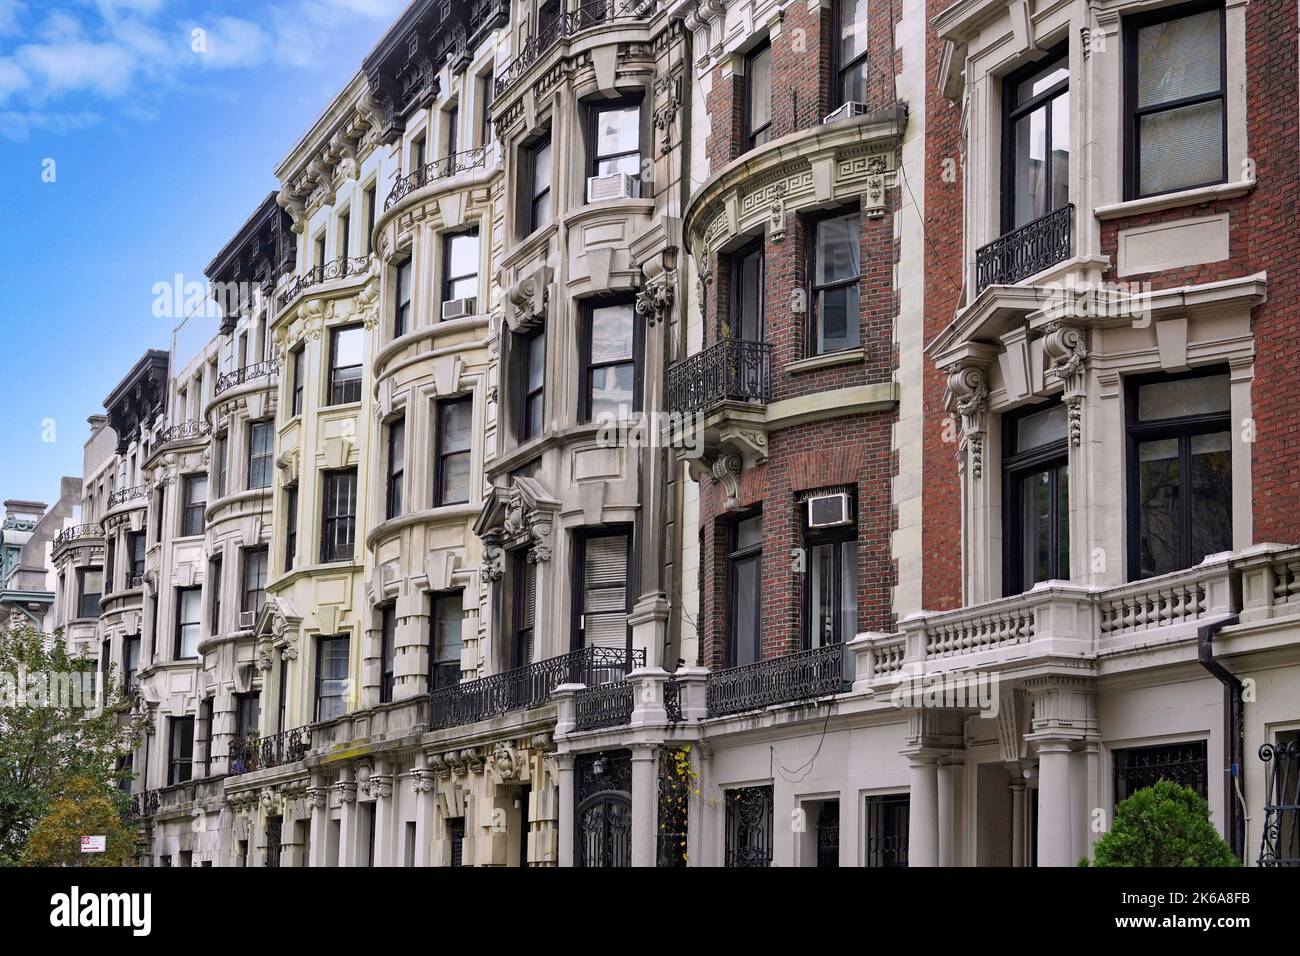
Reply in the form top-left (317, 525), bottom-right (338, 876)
top-left (586, 173), bottom-right (640, 203)
top-left (823, 102), bottom-right (870, 125)
top-left (442, 297), bottom-right (477, 320)
top-left (238, 610), bottom-right (257, 630)
top-left (807, 492), bottom-right (852, 529)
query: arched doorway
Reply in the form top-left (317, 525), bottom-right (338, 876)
top-left (575, 750), bottom-right (632, 867)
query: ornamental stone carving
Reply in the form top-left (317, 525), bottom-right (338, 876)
top-left (306, 786), bottom-right (329, 810)
top-left (946, 365), bottom-right (989, 479)
top-left (334, 781), bottom-right (358, 803)
top-left (635, 270), bottom-right (676, 327)
top-left (366, 773), bottom-right (394, 800)
top-left (410, 769), bottom-right (435, 794)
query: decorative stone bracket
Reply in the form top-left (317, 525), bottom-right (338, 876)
top-left (1042, 322), bottom-right (1088, 447)
top-left (945, 364), bottom-right (989, 479)
top-left (504, 266), bottom-right (553, 333)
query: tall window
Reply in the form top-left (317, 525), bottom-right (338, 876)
top-left (338, 209), bottom-right (351, 261)
top-left (727, 513), bottom-right (762, 668)
top-left (802, 494), bottom-right (858, 652)
top-left (442, 230), bottom-right (479, 306)
top-left (214, 434), bottom-right (228, 499)
top-left (445, 105), bottom-right (459, 156)
top-left (512, 552), bottom-right (536, 668)
top-left (478, 73), bottom-right (495, 145)
top-left (864, 794), bottom-right (909, 867)
top-left (575, 530), bottom-right (631, 656)
top-left (518, 330), bottom-right (545, 442)
top-left (435, 397), bottom-right (473, 506)
top-left (525, 136), bottom-right (552, 234)
top-left (248, 421), bottom-right (274, 490)
top-left (242, 547), bottom-right (268, 620)
top-left (284, 487), bottom-right (298, 572)
top-left (725, 785), bottom-right (774, 867)
top-left (313, 232), bottom-right (326, 268)
top-left (1004, 402), bottom-right (1069, 595)
top-left (320, 469), bottom-right (358, 563)
top-left (430, 593), bottom-right (465, 689)
top-left (385, 416), bottom-right (406, 520)
top-left (235, 693), bottom-right (260, 742)
top-left (182, 474), bottom-right (207, 537)
top-left (1004, 49), bottom-right (1070, 231)
top-left (743, 41), bottom-right (773, 150)
top-left (123, 635), bottom-right (140, 694)
top-left (77, 568), bottom-right (102, 619)
top-left (328, 325), bottom-right (364, 405)
top-left (1127, 369), bottom-right (1232, 580)
top-left (153, 486), bottom-right (166, 542)
top-left (411, 133), bottom-right (426, 171)
top-left (380, 606), bottom-right (396, 703)
top-left (315, 635), bottom-right (350, 722)
top-left (209, 557), bottom-right (222, 636)
top-left (588, 101), bottom-right (641, 199)
top-left (175, 587), bottom-right (202, 659)
top-left (363, 184), bottom-right (377, 255)
top-left (127, 531), bottom-right (145, 586)
top-left (832, 0), bottom-right (870, 108)
top-left (582, 302), bottom-right (638, 423)
top-left (1125, 2), bottom-right (1225, 199)
top-left (731, 239), bottom-right (765, 342)
top-left (394, 259), bottom-right (413, 337)
top-left (808, 211), bottom-right (861, 355)
top-left (290, 346), bottom-right (305, 416)
top-left (168, 716), bottom-right (194, 785)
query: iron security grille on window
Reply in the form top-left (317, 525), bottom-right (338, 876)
top-left (107, 485), bottom-right (148, 509)
top-left (725, 785), bottom-right (773, 867)
top-left (281, 255), bottom-right (373, 305)
top-left (864, 793), bottom-right (909, 867)
top-left (264, 816), bottom-right (283, 868)
top-left (385, 147), bottom-right (490, 210)
top-left (214, 359), bottom-right (279, 397)
top-left (494, 0), bottom-right (656, 97)
top-left (705, 642), bottom-right (844, 717)
top-left (975, 203), bottom-right (1073, 293)
top-left (663, 678), bottom-right (682, 722)
top-left (666, 338), bottom-right (772, 415)
top-left (816, 803), bottom-right (840, 867)
top-left (158, 420), bottom-right (212, 446)
top-left (1113, 740), bottom-right (1208, 805)
top-left (427, 645), bottom-right (644, 729)
top-left (574, 680), bottom-right (634, 730)
top-left (1258, 740), bottom-right (1300, 866)
top-left (227, 726), bottom-right (311, 776)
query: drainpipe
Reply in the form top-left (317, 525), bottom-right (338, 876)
top-left (1197, 613), bottom-right (1244, 862)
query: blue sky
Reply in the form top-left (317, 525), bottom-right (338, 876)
top-left (0, 0), bottom-right (406, 504)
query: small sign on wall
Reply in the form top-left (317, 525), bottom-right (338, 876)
top-left (81, 835), bottom-right (106, 854)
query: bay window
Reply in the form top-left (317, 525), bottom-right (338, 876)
top-left (315, 635), bottom-right (350, 722)
top-left (386, 415), bottom-right (406, 519)
top-left (1003, 48), bottom-right (1070, 231)
top-left (731, 239), bottom-right (765, 342)
top-left (743, 41), bottom-right (772, 151)
top-left (435, 397), bottom-right (472, 506)
top-left (321, 468), bottom-right (358, 563)
top-left (581, 301), bottom-right (638, 423)
top-left (328, 325), bottom-right (364, 405)
top-left (1003, 402), bottom-right (1070, 595)
top-left (430, 593), bottom-right (465, 690)
top-left (808, 210), bottom-right (861, 355)
top-left (442, 230), bottom-right (479, 307)
top-left (832, 0), bottom-right (870, 109)
top-left (175, 587), bottom-right (201, 659)
top-left (588, 100), bottom-right (641, 199)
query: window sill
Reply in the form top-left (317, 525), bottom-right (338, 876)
top-left (786, 348), bottom-right (865, 375)
top-left (1094, 179), bottom-right (1255, 221)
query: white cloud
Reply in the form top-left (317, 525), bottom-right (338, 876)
top-left (190, 16), bottom-right (268, 70)
top-left (16, 40), bottom-right (137, 98)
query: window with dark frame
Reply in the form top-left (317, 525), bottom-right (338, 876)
top-left (123, 635), bottom-right (140, 694)
top-left (284, 486), bottom-right (298, 572)
top-left (574, 530), bottom-right (632, 661)
top-left (214, 434), bottom-right (228, 499)
top-left (743, 41), bottom-right (772, 150)
top-left (807, 209), bottom-right (861, 355)
top-left (153, 486), bottom-right (166, 542)
top-left (1003, 402), bottom-right (1070, 595)
top-left (525, 136), bottom-right (552, 234)
top-left (1002, 47), bottom-right (1070, 232)
top-left (725, 785), bottom-right (774, 867)
top-left (448, 817), bottom-right (466, 867)
top-left (328, 325), bottom-right (364, 405)
top-left (581, 300), bottom-right (639, 423)
top-left (290, 346), bottom-right (305, 416)
top-left (315, 635), bottom-right (350, 722)
top-left (478, 73), bottom-right (495, 145)
top-left (411, 133), bottom-right (426, 171)
top-left (430, 592), bottom-right (465, 689)
top-left (394, 259), bottom-right (413, 337)
top-left (78, 568), bottom-right (102, 619)
top-left (363, 185), bottom-right (377, 255)
top-left (441, 230), bottom-right (479, 306)
top-left (726, 512), bottom-right (763, 668)
top-left (1125, 1), bottom-right (1226, 200)
top-left (248, 420), bottom-right (274, 490)
top-left (168, 716), bottom-right (194, 785)
top-left (386, 415), bottom-right (406, 520)
top-left (175, 587), bottom-right (202, 659)
top-left (831, 0), bottom-right (870, 109)
top-left (518, 329), bottom-right (545, 442)
top-left (235, 692), bottom-right (260, 743)
top-left (588, 99), bottom-right (641, 199)
top-left (182, 474), bottom-right (207, 537)
top-left (127, 531), bottom-right (145, 586)
top-left (435, 396), bottom-right (473, 506)
top-left (512, 551), bottom-right (536, 669)
top-left (209, 556), bottom-right (222, 636)
top-left (802, 493), bottom-right (859, 654)
top-left (320, 468), bottom-right (358, 563)
top-left (1113, 740), bottom-right (1208, 805)
top-left (1126, 368), bottom-right (1232, 580)
top-left (242, 547), bottom-right (268, 620)
top-left (446, 105), bottom-right (459, 156)
top-left (200, 699), bottom-right (213, 776)
top-left (731, 238), bottom-right (765, 342)
top-left (380, 605), bottom-right (396, 703)
top-left (864, 793), bottom-right (909, 867)
top-left (338, 208), bottom-right (351, 262)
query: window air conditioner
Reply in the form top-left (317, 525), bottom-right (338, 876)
top-left (823, 102), bottom-right (870, 125)
top-left (239, 610), bottom-right (257, 630)
top-left (807, 492), bottom-right (852, 529)
top-left (441, 297), bottom-right (477, 320)
top-left (586, 173), bottom-right (640, 203)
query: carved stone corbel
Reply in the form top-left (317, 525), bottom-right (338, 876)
top-left (709, 453), bottom-right (744, 511)
top-left (334, 781), bottom-right (358, 803)
top-left (634, 269), bottom-right (676, 327)
top-left (946, 364), bottom-right (989, 478)
top-left (1042, 323), bottom-right (1087, 447)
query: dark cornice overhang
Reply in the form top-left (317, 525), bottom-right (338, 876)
top-left (204, 192), bottom-right (296, 334)
top-left (104, 350), bottom-right (170, 455)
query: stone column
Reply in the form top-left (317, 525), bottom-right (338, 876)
top-left (907, 752), bottom-right (940, 867)
top-left (630, 745), bottom-right (657, 867)
top-left (555, 753), bottom-right (576, 868)
top-left (937, 757), bottom-right (963, 867)
top-left (368, 765), bottom-right (395, 866)
top-left (411, 760), bottom-right (436, 868)
top-left (1036, 740), bottom-right (1074, 867)
top-left (307, 779), bottom-right (330, 868)
top-left (1009, 773), bottom-right (1026, 868)
top-left (334, 766), bottom-right (359, 867)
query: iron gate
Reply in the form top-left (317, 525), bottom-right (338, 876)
top-left (1258, 739), bottom-right (1300, 866)
top-left (575, 750), bottom-right (632, 868)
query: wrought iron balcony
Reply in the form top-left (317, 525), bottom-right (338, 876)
top-left (706, 643), bottom-right (845, 718)
top-left (494, 0), bottom-right (656, 97)
top-left (281, 255), bottom-right (373, 306)
top-left (227, 726), bottom-right (311, 776)
top-left (428, 645), bottom-right (645, 730)
top-left (106, 485), bottom-right (148, 509)
top-left (214, 358), bottom-right (279, 397)
top-left (157, 420), bottom-right (211, 446)
top-left (127, 789), bottom-right (161, 819)
top-left (385, 147), bottom-right (490, 211)
top-left (975, 203), bottom-right (1073, 293)
top-left (664, 678), bottom-right (682, 722)
top-left (666, 338), bottom-right (772, 416)
top-left (53, 523), bottom-right (102, 550)
top-left (574, 680), bottom-right (634, 730)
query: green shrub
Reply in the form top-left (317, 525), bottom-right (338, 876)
top-left (1086, 779), bottom-right (1239, 867)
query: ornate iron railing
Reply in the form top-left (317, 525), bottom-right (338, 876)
top-left (494, 0), bottom-right (656, 96)
top-left (127, 789), bottom-right (161, 819)
top-left (664, 678), bottom-right (682, 722)
top-left (53, 523), bottom-right (102, 550)
top-left (666, 338), bottom-right (772, 416)
top-left (214, 359), bottom-right (279, 397)
top-left (574, 681), bottom-right (634, 730)
top-left (158, 420), bottom-right (211, 446)
top-left (228, 727), bottom-right (311, 775)
top-left (281, 255), bottom-right (373, 305)
top-left (106, 486), bottom-right (148, 509)
top-left (1258, 740), bottom-right (1300, 866)
top-left (1113, 741), bottom-right (1208, 805)
top-left (706, 643), bottom-right (845, 718)
top-left (975, 203), bottom-right (1073, 293)
top-left (428, 645), bottom-right (644, 730)
top-left (385, 147), bottom-right (490, 210)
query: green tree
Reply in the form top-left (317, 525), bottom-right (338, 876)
top-left (0, 624), bottom-right (141, 866)
top-left (20, 776), bottom-right (136, 866)
top-left (1086, 779), bottom-right (1240, 867)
